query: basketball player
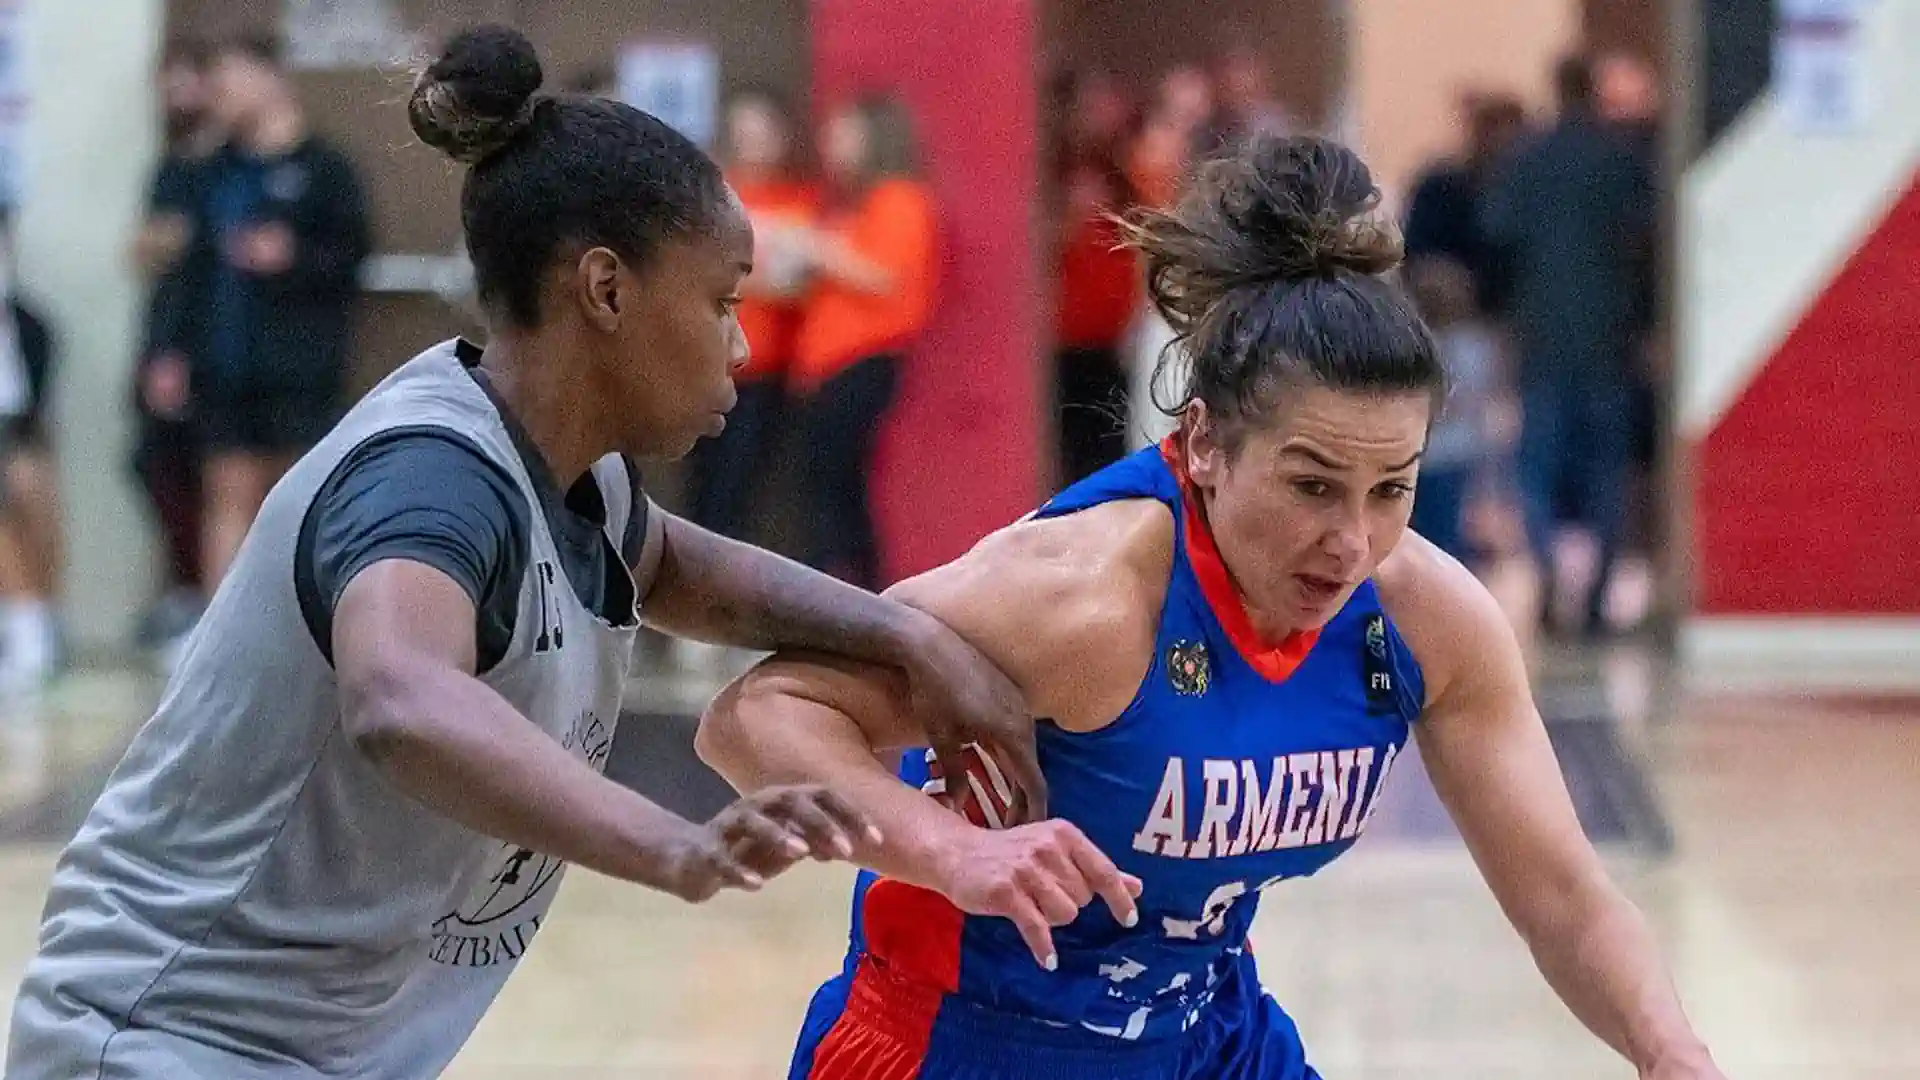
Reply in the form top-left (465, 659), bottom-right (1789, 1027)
top-left (5, 26), bottom-right (1040, 1079)
top-left (699, 137), bottom-right (1729, 1079)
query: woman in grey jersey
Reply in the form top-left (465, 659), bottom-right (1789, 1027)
top-left (5, 25), bottom-right (1043, 1080)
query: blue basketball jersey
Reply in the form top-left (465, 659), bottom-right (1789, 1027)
top-left (839, 442), bottom-right (1425, 1048)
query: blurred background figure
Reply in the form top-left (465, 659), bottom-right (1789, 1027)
top-left (1403, 89), bottom-right (1529, 318)
top-left (670, 88), bottom-right (818, 679)
top-left (1596, 48), bottom-right (1666, 634)
top-left (1052, 72), bottom-right (1140, 485)
top-left (1482, 54), bottom-right (1655, 640)
top-left (129, 38), bottom-right (223, 669)
top-left (194, 37), bottom-right (369, 594)
top-left (1211, 44), bottom-right (1296, 147)
top-left (0, 214), bottom-right (60, 697)
top-left (688, 89), bottom-right (813, 545)
top-left (786, 94), bottom-right (937, 590)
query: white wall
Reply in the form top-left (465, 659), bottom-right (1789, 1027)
top-left (15, 0), bottom-right (162, 649)
top-left (1345, 0), bottom-right (1580, 208)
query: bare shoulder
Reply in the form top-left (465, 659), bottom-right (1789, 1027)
top-left (1372, 532), bottom-right (1529, 714)
top-left (888, 499), bottom-right (1174, 731)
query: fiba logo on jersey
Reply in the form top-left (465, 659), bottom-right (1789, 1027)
top-left (1167, 641), bottom-right (1211, 697)
top-left (1362, 615), bottom-right (1394, 709)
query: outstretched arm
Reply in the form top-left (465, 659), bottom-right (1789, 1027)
top-left (1397, 549), bottom-right (1722, 1079)
top-left (697, 509), bottom-right (1158, 964)
top-left (635, 507), bottom-right (1045, 817)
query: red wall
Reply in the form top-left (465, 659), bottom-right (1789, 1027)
top-left (1697, 171), bottom-right (1920, 614)
top-left (809, 0), bottom-right (1044, 584)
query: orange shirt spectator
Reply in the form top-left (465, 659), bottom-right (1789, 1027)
top-left (1056, 162), bottom-right (1139, 350)
top-left (730, 175), bottom-right (819, 380)
top-left (791, 177), bottom-right (938, 390)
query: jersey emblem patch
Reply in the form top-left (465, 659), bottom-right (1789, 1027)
top-left (1167, 640), bottom-right (1211, 697)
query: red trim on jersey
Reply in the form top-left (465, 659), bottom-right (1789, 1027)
top-left (809, 879), bottom-right (963, 1076)
top-left (1160, 436), bottom-right (1320, 683)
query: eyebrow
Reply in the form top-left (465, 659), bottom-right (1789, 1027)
top-left (1282, 445), bottom-right (1423, 473)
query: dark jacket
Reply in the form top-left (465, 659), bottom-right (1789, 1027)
top-left (191, 135), bottom-right (371, 400)
top-left (1481, 116), bottom-right (1655, 383)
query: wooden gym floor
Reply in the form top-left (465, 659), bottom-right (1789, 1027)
top-left (0, 648), bottom-right (1912, 1078)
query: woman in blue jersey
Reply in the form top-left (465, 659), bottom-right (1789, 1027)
top-left (697, 135), bottom-right (1726, 1080)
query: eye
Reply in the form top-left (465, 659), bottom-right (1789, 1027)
top-left (1373, 482), bottom-right (1415, 502)
top-left (1293, 479), bottom-right (1333, 500)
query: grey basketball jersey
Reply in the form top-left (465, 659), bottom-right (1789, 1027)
top-left (6, 342), bottom-right (641, 1078)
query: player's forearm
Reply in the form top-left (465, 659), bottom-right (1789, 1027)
top-left (1524, 883), bottom-right (1713, 1074)
top-left (696, 675), bottom-right (977, 893)
top-left (643, 515), bottom-right (935, 667)
top-left (346, 663), bottom-right (699, 892)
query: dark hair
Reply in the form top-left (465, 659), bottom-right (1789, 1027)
top-left (1119, 135), bottom-right (1444, 452)
top-left (408, 25), bottom-right (730, 327)
top-left (1555, 54), bottom-right (1597, 111)
top-left (218, 34), bottom-right (281, 69)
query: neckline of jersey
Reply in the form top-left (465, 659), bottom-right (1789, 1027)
top-left (1158, 436), bottom-right (1320, 683)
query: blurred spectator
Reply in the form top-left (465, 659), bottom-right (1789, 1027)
top-left (787, 95), bottom-right (938, 589)
top-left (1403, 90), bottom-right (1528, 315)
top-left (1597, 49), bottom-right (1666, 631)
top-left (1405, 257), bottom-right (1509, 565)
top-left (1482, 54), bottom-right (1656, 636)
top-left (0, 214), bottom-right (60, 694)
top-left (1211, 46), bottom-right (1296, 147)
top-left (130, 39), bottom-right (222, 661)
top-left (194, 37), bottom-right (370, 590)
top-left (688, 89), bottom-right (815, 542)
top-left (1057, 69), bottom-right (1136, 168)
top-left (1053, 146), bottom-right (1138, 484)
top-left (1158, 64), bottom-right (1226, 162)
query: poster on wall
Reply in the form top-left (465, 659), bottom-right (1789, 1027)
top-left (282, 0), bottom-right (410, 71)
top-left (0, 0), bottom-right (28, 209)
top-left (1774, 0), bottom-right (1869, 134)
top-left (617, 40), bottom-right (719, 152)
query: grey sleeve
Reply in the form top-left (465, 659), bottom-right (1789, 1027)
top-left (295, 427), bottom-right (531, 673)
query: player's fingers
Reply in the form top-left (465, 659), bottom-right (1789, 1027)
top-left (804, 787), bottom-right (884, 849)
top-left (1027, 874), bottom-right (1084, 927)
top-left (1031, 840), bottom-right (1094, 909)
top-left (710, 851), bottom-right (766, 892)
top-left (1002, 893), bottom-right (1059, 972)
top-left (1063, 829), bottom-right (1141, 929)
top-left (765, 792), bottom-right (853, 861)
top-left (722, 804), bottom-right (810, 862)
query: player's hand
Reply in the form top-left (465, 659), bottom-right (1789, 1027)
top-left (936, 819), bottom-right (1142, 970)
top-left (660, 785), bottom-right (880, 903)
top-left (892, 612), bottom-right (1049, 825)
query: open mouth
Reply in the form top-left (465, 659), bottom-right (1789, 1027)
top-left (1294, 573), bottom-right (1346, 604)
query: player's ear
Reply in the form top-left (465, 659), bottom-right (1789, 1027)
top-left (575, 247), bottom-right (623, 330)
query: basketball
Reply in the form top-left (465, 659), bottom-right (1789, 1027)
top-left (920, 743), bottom-right (1018, 830)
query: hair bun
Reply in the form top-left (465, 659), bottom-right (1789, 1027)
top-left (409, 24), bottom-right (545, 167)
top-left (1122, 134), bottom-right (1404, 328)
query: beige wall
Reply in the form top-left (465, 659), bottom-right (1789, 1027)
top-left (16, 0), bottom-right (164, 649)
top-left (1346, 0), bottom-right (1581, 209)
